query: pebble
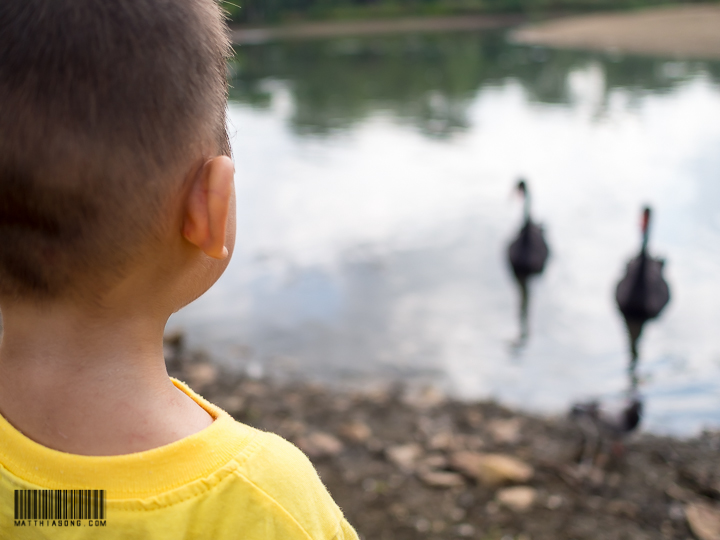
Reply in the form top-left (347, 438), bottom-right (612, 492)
top-left (546, 494), bottom-right (564, 510)
top-left (666, 482), bottom-right (694, 502)
top-left (487, 418), bottom-right (523, 445)
top-left (428, 431), bottom-right (456, 451)
top-left (417, 470), bottom-right (466, 488)
top-left (685, 501), bottom-right (720, 540)
top-left (402, 386), bottom-right (445, 410)
top-left (496, 486), bottom-right (537, 512)
top-left (296, 432), bottom-right (344, 458)
top-left (456, 523), bottom-right (475, 537)
top-left (414, 517), bottom-right (430, 532)
top-left (451, 451), bottom-right (534, 486)
top-left (386, 443), bottom-right (423, 473)
top-left (419, 454), bottom-right (448, 470)
top-left (184, 362), bottom-right (218, 390)
top-left (339, 421), bottom-right (372, 443)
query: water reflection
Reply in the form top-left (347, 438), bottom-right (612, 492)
top-left (571, 374), bottom-right (644, 467)
top-left (228, 31), bottom-right (720, 137)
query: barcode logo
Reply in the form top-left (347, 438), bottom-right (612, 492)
top-left (14, 490), bottom-right (106, 520)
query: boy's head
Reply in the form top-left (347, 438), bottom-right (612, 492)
top-left (0, 0), bottom-right (232, 302)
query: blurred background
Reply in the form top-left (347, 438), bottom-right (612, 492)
top-left (168, 1), bottom-right (720, 438)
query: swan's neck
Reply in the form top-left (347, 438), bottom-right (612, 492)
top-left (640, 227), bottom-right (649, 256)
top-left (523, 191), bottom-right (531, 225)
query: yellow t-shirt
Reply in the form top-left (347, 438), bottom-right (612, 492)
top-left (0, 380), bottom-right (358, 539)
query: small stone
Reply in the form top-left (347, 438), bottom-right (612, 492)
top-left (546, 494), bottom-right (564, 510)
top-left (419, 454), bottom-right (448, 470)
top-left (451, 451), bottom-right (534, 486)
top-left (686, 501), bottom-right (720, 540)
top-left (386, 443), bottom-right (423, 473)
top-left (339, 421), bottom-right (372, 443)
top-left (296, 432), bottom-right (344, 459)
top-left (429, 431), bottom-right (456, 450)
top-left (669, 502), bottom-right (685, 521)
top-left (184, 363), bottom-right (218, 390)
top-left (488, 418), bottom-right (523, 445)
top-left (666, 482), bottom-right (694, 502)
top-left (414, 517), bottom-right (430, 533)
top-left (449, 507), bottom-right (466, 521)
top-left (402, 386), bottom-right (445, 410)
top-left (456, 523), bottom-right (475, 537)
top-left (418, 470), bottom-right (466, 488)
top-left (497, 486), bottom-right (537, 512)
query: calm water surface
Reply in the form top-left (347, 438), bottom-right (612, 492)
top-left (169, 30), bottom-right (720, 436)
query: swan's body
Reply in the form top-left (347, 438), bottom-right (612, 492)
top-left (508, 180), bottom-right (549, 281)
top-left (615, 208), bottom-right (670, 322)
top-left (508, 221), bottom-right (549, 280)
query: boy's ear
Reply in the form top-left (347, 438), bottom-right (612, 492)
top-left (182, 156), bottom-right (234, 260)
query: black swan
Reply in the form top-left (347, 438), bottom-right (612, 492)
top-left (616, 207), bottom-right (670, 320)
top-left (508, 179), bottom-right (549, 281)
top-left (507, 179), bottom-right (548, 350)
top-left (615, 207), bottom-right (670, 364)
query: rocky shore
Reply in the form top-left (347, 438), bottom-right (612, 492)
top-left (165, 334), bottom-right (720, 540)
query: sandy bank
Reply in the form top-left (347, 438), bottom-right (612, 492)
top-left (512, 5), bottom-right (720, 60)
top-left (231, 14), bottom-right (523, 44)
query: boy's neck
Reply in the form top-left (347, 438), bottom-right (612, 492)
top-left (0, 302), bottom-right (213, 456)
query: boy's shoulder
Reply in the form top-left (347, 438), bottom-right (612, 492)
top-left (231, 427), bottom-right (348, 537)
top-left (182, 381), bottom-right (358, 540)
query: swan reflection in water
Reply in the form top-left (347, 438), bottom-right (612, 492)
top-left (506, 179), bottom-right (549, 351)
top-left (571, 374), bottom-right (643, 469)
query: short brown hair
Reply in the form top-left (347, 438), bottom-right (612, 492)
top-left (0, 0), bottom-right (231, 300)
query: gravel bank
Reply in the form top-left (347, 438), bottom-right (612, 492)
top-left (166, 335), bottom-right (720, 540)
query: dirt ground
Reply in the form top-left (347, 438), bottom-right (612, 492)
top-left (511, 5), bottom-right (720, 60)
top-left (165, 335), bottom-right (720, 540)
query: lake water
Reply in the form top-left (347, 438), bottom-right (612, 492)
top-left (168, 29), bottom-right (720, 436)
